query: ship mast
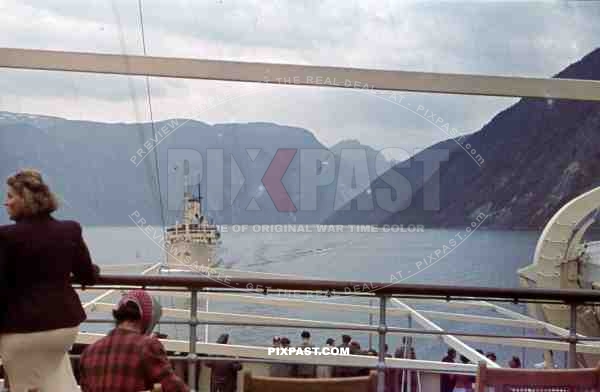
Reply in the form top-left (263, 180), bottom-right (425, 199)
top-left (198, 179), bottom-right (203, 219)
top-left (182, 160), bottom-right (199, 225)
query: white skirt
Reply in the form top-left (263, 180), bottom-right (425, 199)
top-left (0, 326), bottom-right (79, 392)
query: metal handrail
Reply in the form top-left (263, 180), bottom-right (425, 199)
top-left (74, 274), bottom-right (600, 392)
top-left (87, 274), bottom-right (600, 304)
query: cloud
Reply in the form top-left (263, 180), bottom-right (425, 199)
top-left (0, 0), bottom-right (599, 153)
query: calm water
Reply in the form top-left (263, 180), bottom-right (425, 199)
top-left (83, 225), bottom-right (548, 366)
top-left (85, 225), bottom-right (538, 286)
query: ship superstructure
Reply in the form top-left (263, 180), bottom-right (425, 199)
top-left (164, 170), bottom-right (220, 269)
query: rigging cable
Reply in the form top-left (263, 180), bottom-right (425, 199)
top-left (136, 0), bottom-right (174, 338)
top-left (137, 0), bottom-right (167, 231)
top-left (111, 1), bottom-right (162, 229)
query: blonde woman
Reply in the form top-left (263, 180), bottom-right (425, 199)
top-left (0, 169), bottom-right (99, 391)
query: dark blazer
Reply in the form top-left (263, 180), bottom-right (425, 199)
top-left (0, 213), bottom-right (99, 333)
top-left (0, 243), bottom-right (8, 316)
top-left (205, 359), bottom-right (242, 392)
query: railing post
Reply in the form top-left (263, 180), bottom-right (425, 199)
top-left (406, 336), bottom-right (412, 392)
top-left (522, 327), bottom-right (526, 368)
top-left (377, 296), bottom-right (387, 392)
top-left (407, 312), bottom-right (413, 392)
top-left (369, 299), bottom-right (374, 350)
top-left (204, 288), bottom-right (209, 343)
top-left (568, 302), bottom-right (577, 368)
top-left (188, 289), bottom-right (198, 391)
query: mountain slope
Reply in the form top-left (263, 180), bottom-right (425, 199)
top-left (326, 47), bottom-right (600, 228)
top-left (0, 114), bottom-right (386, 225)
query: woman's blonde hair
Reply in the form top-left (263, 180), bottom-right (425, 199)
top-left (6, 168), bottom-right (59, 217)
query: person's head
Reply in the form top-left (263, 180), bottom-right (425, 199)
top-left (4, 169), bottom-right (58, 221)
top-left (385, 343), bottom-right (389, 353)
top-left (301, 330), bottom-right (311, 341)
top-left (349, 340), bottom-right (361, 354)
top-left (272, 336), bottom-right (281, 347)
top-left (486, 352), bottom-right (497, 362)
top-left (280, 337), bottom-right (290, 347)
top-left (394, 347), bottom-right (405, 358)
top-left (342, 334), bottom-right (352, 344)
top-left (216, 333), bottom-right (229, 344)
top-left (447, 348), bottom-right (457, 360)
top-left (509, 356), bottom-right (521, 368)
top-left (112, 289), bottom-right (162, 335)
top-left (326, 338), bottom-right (335, 346)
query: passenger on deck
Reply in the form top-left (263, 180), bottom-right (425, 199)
top-left (204, 333), bottom-right (242, 392)
top-left (295, 330), bottom-right (316, 378)
top-left (348, 341), bottom-right (372, 377)
top-left (0, 169), bottom-right (100, 392)
top-left (270, 337), bottom-right (296, 377)
top-left (440, 348), bottom-right (457, 392)
top-left (453, 355), bottom-right (475, 392)
top-left (351, 341), bottom-right (369, 376)
top-left (300, 330), bottom-right (313, 347)
top-left (339, 334), bottom-right (352, 350)
top-left (316, 338), bottom-right (335, 378)
top-left (333, 338), bottom-right (361, 378)
top-left (331, 334), bottom-right (353, 377)
top-left (485, 352), bottom-right (497, 363)
top-left (349, 340), bottom-right (362, 354)
top-left (272, 336), bottom-right (281, 347)
top-left (79, 289), bottom-right (188, 392)
top-left (508, 356), bottom-right (521, 368)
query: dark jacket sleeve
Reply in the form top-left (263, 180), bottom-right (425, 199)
top-left (0, 242), bottom-right (8, 308)
top-left (71, 222), bottom-right (100, 286)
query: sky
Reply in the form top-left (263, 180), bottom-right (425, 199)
top-left (1, 0), bottom-right (599, 157)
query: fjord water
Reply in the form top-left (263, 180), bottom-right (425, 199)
top-left (84, 225), bottom-right (543, 366)
top-left (86, 225), bottom-right (538, 286)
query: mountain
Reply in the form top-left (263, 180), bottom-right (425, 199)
top-left (328, 139), bottom-right (393, 206)
top-left (0, 113), bottom-right (387, 225)
top-left (326, 47), bottom-right (600, 229)
top-left (324, 137), bottom-right (463, 225)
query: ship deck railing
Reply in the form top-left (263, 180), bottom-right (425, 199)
top-left (166, 227), bottom-right (219, 233)
top-left (64, 262), bottom-right (600, 392)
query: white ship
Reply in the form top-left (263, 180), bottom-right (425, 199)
top-left (164, 179), bottom-right (221, 269)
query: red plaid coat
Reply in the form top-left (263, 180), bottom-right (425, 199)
top-left (79, 328), bottom-right (189, 392)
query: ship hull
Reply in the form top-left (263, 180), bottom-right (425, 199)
top-left (166, 241), bottom-right (218, 269)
